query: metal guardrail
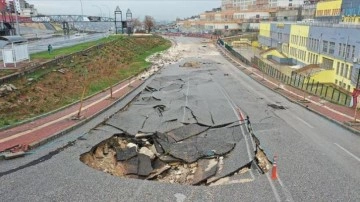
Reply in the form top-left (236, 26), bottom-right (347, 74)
top-left (217, 38), bottom-right (351, 106)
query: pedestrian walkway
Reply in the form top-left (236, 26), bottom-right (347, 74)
top-left (0, 77), bottom-right (143, 152)
top-left (217, 45), bottom-right (360, 134)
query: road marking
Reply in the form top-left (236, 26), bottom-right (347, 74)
top-left (174, 193), bottom-right (187, 202)
top-left (295, 116), bottom-right (314, 128)
top-left (334, 143), bottom-right (360, 162)
top-left (182, 76), bottom-right (190, 123)
top-left (221, 47), bottom-right (294, 202)
top-left (215, 83), bottom-right (255, 179)
top-left (266, 173), bottom-right (281, 202)
top-left (277, 176), bottom-right (295, 202)
top-left (0, 79), bottom-right (137, 143)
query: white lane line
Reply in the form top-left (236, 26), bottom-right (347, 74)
top-left (221, 48), bottom-right (294, 202)
top-left (295, 116), bottom-right (314, 128)
top-left (182, 77), bottom-right (190, 123)
top-left (277, 176), bottom-right (295, 202)
top-left (266, 173), bottom-right (282, 202)
top-left (0, 79), bottom-right (137, 143)
top-left (334, 143), bottom-right (360, 162)
top-left (216, 84), bottom-right (255, 180)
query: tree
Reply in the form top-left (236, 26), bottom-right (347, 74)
top-left (144, 15), bottom-right (155, 33)
top-left (131, 18), bottom-right (142, 32)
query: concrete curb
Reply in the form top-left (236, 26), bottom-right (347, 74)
top-left (217, 45), bottom-right (360, 136)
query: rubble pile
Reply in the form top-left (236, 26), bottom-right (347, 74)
top-left (0, 84), bottom-right (17, 97)
top-left (180, 61), bottom-right (200, 68)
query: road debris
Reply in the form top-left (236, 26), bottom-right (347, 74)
top-left (80, 40), bottom-right (272, 186)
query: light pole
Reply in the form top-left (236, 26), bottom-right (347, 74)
top-left (92, 5), bottom-right (103, 18)
top-left (13, 0), bottom-right (21, 35)
top-left (79, 0), bottom-right (84, 21)
top-left (79, 0), bottom-right (84, 35)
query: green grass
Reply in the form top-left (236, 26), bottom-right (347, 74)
top-left (0, 36), bottom-right (172, 128)
top-left (0, 69), bottom-right (17, 77)
top-left (89, 39), bottom-right (171, 95)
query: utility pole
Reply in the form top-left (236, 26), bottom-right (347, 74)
top-left (14, 0), bottom-right (21, 35)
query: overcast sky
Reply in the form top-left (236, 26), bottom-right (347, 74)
top-left (26, 0), bottom-right (221, 21)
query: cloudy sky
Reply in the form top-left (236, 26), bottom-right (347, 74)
top-left (26, 0), bottom-right (221, 21)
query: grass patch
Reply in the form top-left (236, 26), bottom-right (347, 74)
top-left (0, 35), bottom-right (171, 128)
top-left (0, 69), bottom-right (17, 77)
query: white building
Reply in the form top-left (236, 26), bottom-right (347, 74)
top-left (269, 0), bottom-right (304, 8)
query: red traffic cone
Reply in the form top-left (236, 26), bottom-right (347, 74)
top-left (271, 155), bottom-right (278, 180)
top-left (236, 108), bottom-right (244, 121)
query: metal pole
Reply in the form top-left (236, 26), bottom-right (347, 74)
top-left (79, 0), bottom-right (84, 35)
top-left (80, 0), bottom-right (84, 20)
top-left (14, 0), bottom-right (20, 35)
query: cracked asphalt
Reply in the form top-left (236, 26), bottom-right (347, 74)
top-left (0, 37), bottom-right (359, 202)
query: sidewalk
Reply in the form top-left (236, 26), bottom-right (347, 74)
top-left (217, 45), bottom-right (360, 134)
top-left (0, 77), bottom-right (144, 153)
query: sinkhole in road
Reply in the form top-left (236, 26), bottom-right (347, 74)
top-left (80, 128), bottom-right (272, 186)
top-left (80, 62), bottom-right (273, 185)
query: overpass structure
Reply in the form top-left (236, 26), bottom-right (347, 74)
top-left (30, 15), bottom-right (114, 23)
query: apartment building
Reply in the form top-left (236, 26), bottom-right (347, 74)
top-left (259, 21), bottom-right (360, 91)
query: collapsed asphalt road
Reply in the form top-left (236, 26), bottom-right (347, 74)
top-left (81, 60), bottom-right (270, 185)
top-left (1, 37), bottom-right (359, 202)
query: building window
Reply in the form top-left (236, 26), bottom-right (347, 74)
top-left (336, 62), bottom-right (340, 75)
top-left (338, 43), bottom-right (341, 56)
top-left (346, 45), bottom-right (350, 59)
top-left (329, 42), bottom-right (335, 54)
top-left (335, 79), bottom-right (338, 85)
top-left (340, 63), bottom-right (344, 76)
top-left (342, 44), bottom-right (346, 58)
top-left (348, 85), bottom-right (351, 91)
top-left (323, 40), bottom-right (328, 53)
top-left (352, 45), bottom-right (355, 60)
top-left (349, 66), bottom-right (353, 79)
top-left (345, 64), bottom-right (349, 78)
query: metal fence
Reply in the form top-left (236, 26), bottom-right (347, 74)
top-left (218, 38), bottom-right (351, 106)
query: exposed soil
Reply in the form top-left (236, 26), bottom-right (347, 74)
top-left (0, 36), bottom-right (170, 126)
top-left (80, 133), bottom-right (272, 186)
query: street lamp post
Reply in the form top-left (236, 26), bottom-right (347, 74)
top-left (79, 0), bottom-right (84, 21)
